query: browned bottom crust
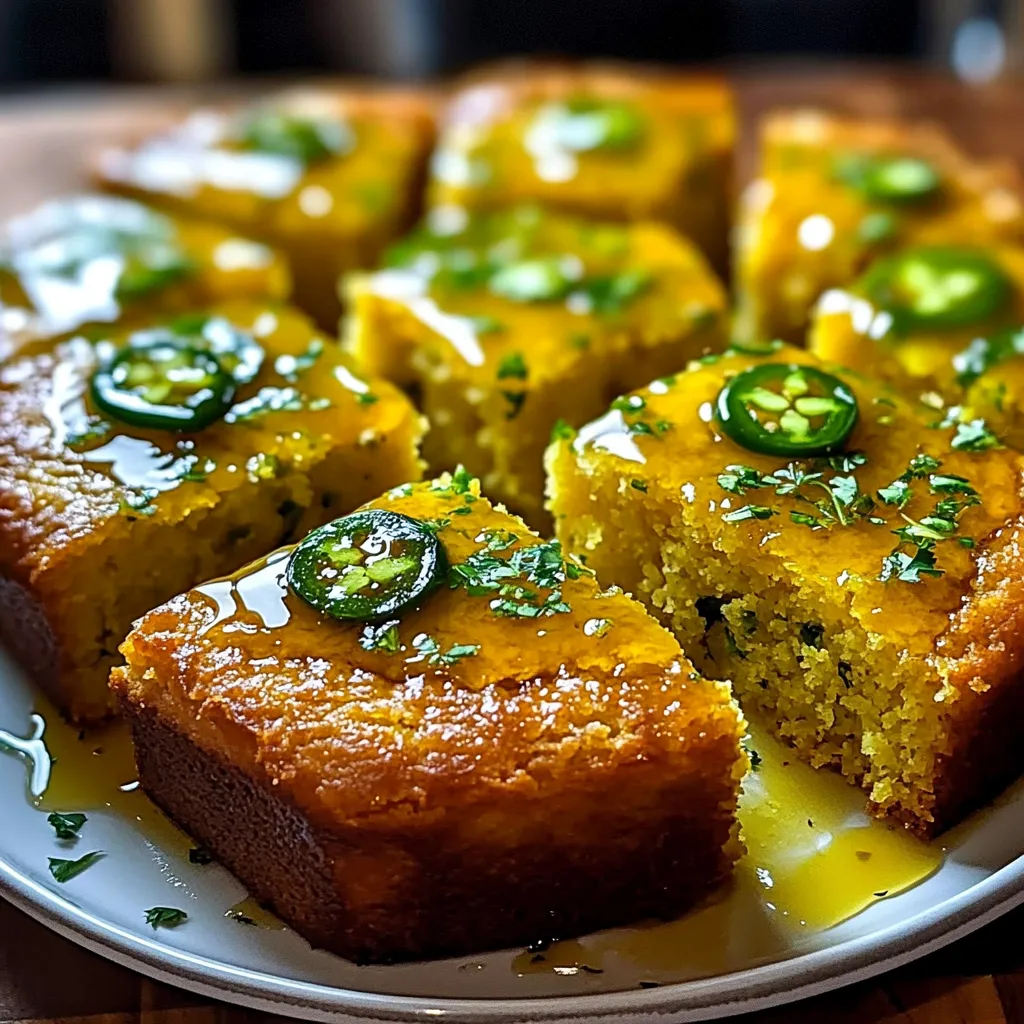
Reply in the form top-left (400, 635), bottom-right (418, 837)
top-left (125, 701), bottom-right (736, 964)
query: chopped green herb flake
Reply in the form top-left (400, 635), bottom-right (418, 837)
top-left (409, 634), bottom-right (480, 666)
top-left (497, 352), bottom-right (528, 380)
top-left (550, 418), bottom-right (576, 442)
top-left (356, 392), bottom-right (379, 406)
top-left (722, 504), bottom-right (777, 523)
top-left (359, 620), bottom-right (401, 653)
top-left (501, 389), bottom-right (526, 419)
top-left (630, 479), bottom-right (648, 493)
top-left (448, 538), bottom-right (589, 619)
top-left (879, 547), bottom-right (944, 583)
top-left (47, 812), bottom-right (86, 840)
top-left (145, 907), bottom-right (188, 930)
top-left (951, 418), bottom-right (1002, 452)
top-left (610, 394), bottom-right (646, 414)
top-left (49, 851), bottom-right (104, 883)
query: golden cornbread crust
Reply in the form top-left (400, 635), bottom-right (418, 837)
top-left (736, 110), bottom-right (1024, 345)
top-left (430, 63), bottom-right (734, 274)
top-left (95, 89), bottom-right (436, 328)
top-left (547, 347), bottom-right (1024, 835)
top-left (346, 206), bottom-right (727, 528)
top-left (112, 477), bottom-right (745, 962)
top-left (0, 299), bottom-right (424, 720)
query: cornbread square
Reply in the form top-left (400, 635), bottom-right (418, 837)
top-left (95, 88), bottom-right (434, 327)
top-left (547, 346), bottom-right (1024, 834)
top-left (428, 65), bottom-right (734, 273)
top-left (809, 244), bottom-right (1024, 450)
top-left (345, 205), bottom-right (727, 527)
top-left (0, 298), bottom-right (423, 721)
top-left (0, 194), bottom-right (289, 355)
top-left (111, 472), bottom-right (745, 963)
top-left (735, 110), bottom-right (1024, 345)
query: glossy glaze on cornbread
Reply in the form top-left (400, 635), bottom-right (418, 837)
top-left (0, 299), bottom-right (423, 720)
top-left (735, 111), bottom-right (1024, 345)
top-left (0, 194), bottom-right (289, 356)
top-left (112, 474), bottom-right (746, 963)
top-left (809, 245), bottom-right (1024, 449)
top-left (429, 64), bottom-right (734, 273)
top-left (345, 205), bottom-right (726, 527)
top-left (547, 345), bottom-right (1024, 834)
top-left (95, 89), bottom-right (435, 326)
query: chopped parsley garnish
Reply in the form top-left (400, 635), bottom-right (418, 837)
top-left (409, 634), bottom-right (480, 666)
top-left (717, 455), bottom-right (875, 528)
top-left (49, 851), bottom-right (104, 883)
top-left (119, 489), bottom-right (158, 518)
top-left (879, 547), bottom-right (943, 583)
top-left (550, 419), bottom-right (576, 442)
top-left (359, 620), bottom-right (401, 653)
top-left (145, 907), bottom-right (188, 930)
top-left (877, 456), bottom-right (980, 583)
top-left (431, 465), bottom-right (475, 497)
top-left (501, 389), bottom-right (526, 419)
top-left (356, 392), bottom-right (379, 406)
top-left (47, 812), bottom-right (86, 840)
top-left (722, 504), bottom-right (777, 523)
top-left (630, 479), bottom-right (648, 492)
top-left (448, 536), bottom-right (589, 619)
top-left (497, 352), bottom-right (528, 380)
top-left (951, 418), bottom-right (1002, 452)
top-left (611, 394), bottom-right (646, 414)
top-left (952, 327), bottom-right (1024, 388)
top-left (421, 516), bottom-right (451, 534)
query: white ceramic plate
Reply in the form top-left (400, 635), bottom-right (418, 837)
top-left (2, 644), bottom-right (1024, 1024)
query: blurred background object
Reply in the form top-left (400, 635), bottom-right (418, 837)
top-left (0, 0), bottom-right (1018, 86)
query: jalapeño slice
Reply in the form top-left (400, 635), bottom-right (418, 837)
top-left (834, 153), bottom-right (941, 205)
top-left (287, 510), bottom-right (447, 622)
top-left (537, 97), bottom-right (646, 152)
top-left (91, 337), bottom-right (235, 432)
top-left (716, 363), bottom-right (858, 457)
top-left (239, 112), bottom-right (354, 164)
top-left (861, 157), bottom-right (941, 204)
top-left (489, 257), bottom-right (576, 303)
top-left (860, 247), bottom-right (1011, 333)
top-left (170, 316), bottom-right (264, 385)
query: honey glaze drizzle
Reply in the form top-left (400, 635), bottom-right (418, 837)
top-left (0, 714), bottom-right (50, 797)
top-left (11, 698), bottom-right (194, 856)
top-left (4, 706), bottom-right (942, 978)
top-left (516, 725), bottom-right (944, 980)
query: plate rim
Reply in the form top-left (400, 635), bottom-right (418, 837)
top-left (2, 844), bottom-right (1023, 1023)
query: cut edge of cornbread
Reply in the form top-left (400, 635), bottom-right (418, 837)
top-left (0, 419), bottom-right (426, 722)
top-left (110, 474), bottom-right (748, 962)
top-left (546, 441), bottom-right (1024, 836)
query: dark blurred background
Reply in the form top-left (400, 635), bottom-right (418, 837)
top-left (0, 0), bottom-right (1019, 87)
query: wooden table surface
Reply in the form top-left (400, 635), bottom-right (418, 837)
top-left (1, 63), bottom-right (1023, 1024)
